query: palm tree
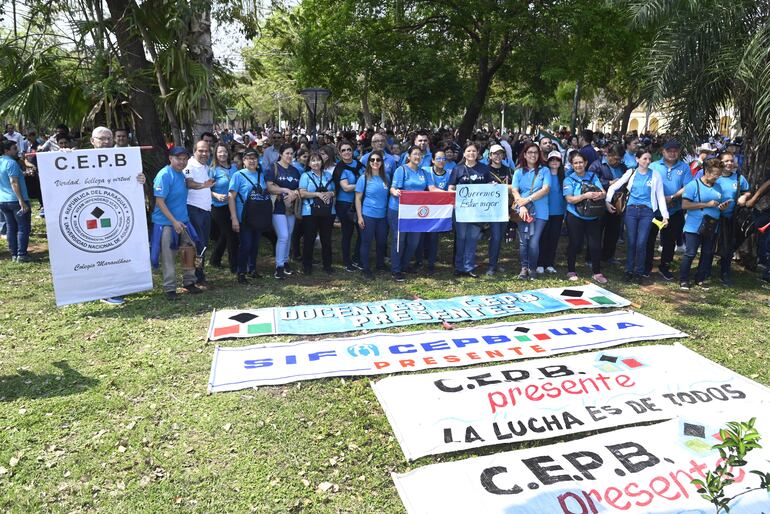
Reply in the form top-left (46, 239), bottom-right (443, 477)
top-left (621, 0), bottom-right (770, 185)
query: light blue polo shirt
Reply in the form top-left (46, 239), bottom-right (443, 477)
top-left (650, 159), bottom-right (692, 214)
top-left (426, 166), bottom-right (451, 191)
top-left (0, 155), bottom-right (28, 202)
top-left (683, 179), bottom-right (723, 234)
top-left (547, 174), bottom-right (566, 216)
top-left (211, 164), bottom-right (236, 208)
top-left (152, 165), bottom-right (189, 225)
top-left (355, 174), bottom-right (389, 218)
top-left (228, 169), bottom-right (269, 222)
top-left (715, 172), bottom-right (750, 218)
top-left (511, 166), bottom-right (551, 220)
top-left (389, 164), bottom-right (434, 211)
top-left (563, 171), bottom-right (603, 220)
top-left (627, 171), bottom-right (653, 208)
top-left (299, 170), bottom-right (336, 217)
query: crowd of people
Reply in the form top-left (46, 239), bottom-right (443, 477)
top-left (2, 121), bottom-right (770, 302)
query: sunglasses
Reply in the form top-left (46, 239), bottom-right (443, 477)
top-left (435, 157), bottom-right (447, 161)
top-left (369, 157), bottom-right (382, 163)
top-left (340, 148), bottom-right (353, 153)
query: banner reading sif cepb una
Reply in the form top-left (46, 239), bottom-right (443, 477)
top-left (38, 148), bottom-right (152, 306)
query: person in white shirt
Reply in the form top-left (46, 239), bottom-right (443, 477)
top-left (183, 140), bottom-right (215, 286)
top-left (3, 124), bottom-right (23, 157)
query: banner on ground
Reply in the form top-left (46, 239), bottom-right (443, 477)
top-left (208, 310), bottom-right (685, 392)
top-left (398, 191), bottom-right (454, 233)
top-left (208, 285), bottom-right (630, 340)
top-left (393, 412), bottom-right (770, 514)
top-left (454, 184), bottom-right (509, 223)
top-left (38, 148), bottom-right (152, 306)
top-left (374, 343), bottom-right (770, 460)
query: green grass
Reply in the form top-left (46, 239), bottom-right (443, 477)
top-left (1, 214), bottom-right (769, 512)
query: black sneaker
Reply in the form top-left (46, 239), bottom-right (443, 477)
top-left (761, 275), bottom-right (770, 285)
top-left (237, 273), bottom-right (249, 284)
top-left (719, 274), bottom-right (732, 287)
top-left (165, 291), bottom-right (178, 301)
top-left (183, 283), bottom-right (203, 294)
top-left (303, 266), bottom-right (312, 275)
top-left (249, 270), bottom-right (263, 279)
top-left (362, 269), bottom-right (374, 280)
top-left (323, 267), bottom-right (333, 275)
top-left (351, 262), bottom-right (363, 270)
top-left (283, 263), bottom-right (293, 276)
top-left (624, 271), bottom-right (634, 283)
top-left (658, 266), bottom-right (674, 281)
top-left (426, 267), bottom-right (436, 276)
top-left (392, 272), bottom-right (406, 282)
top-left (679, 281), bottom-right (690, 290)
top-left (467, 270), bottom-right (479, 278)
top-left (633, 274), bottom-right (643, 285)
top-left (696, 281), bottom-right (710, 291)
top-left (345, 264), bottom-right (357, 273)
top-left (453, 270), bottom-right (463, 277)
top-left (274, 267), bottom-right (286, 280)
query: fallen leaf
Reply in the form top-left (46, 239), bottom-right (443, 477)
top-left (118, 445), bottom-right (127, 453)
top-left (223, 423), bottom-right (232, 432)
top-left (301, 479), bottom-right (311, 487)
top-left (0, 467), bottom-right (8, 475)
top-left (317, 481), bottom-right (334, 493)
top-left (9, 456), bottom-right (19, 467)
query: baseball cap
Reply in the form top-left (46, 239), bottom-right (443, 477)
top-left (662, 139), bottom-right (682, 150)
top-left (489, 144), bottom-right (505, 154)
top-left (547, 150), bottom-right (562, 161)
top-left (169, 146), bottom-right (190, 156)
top-left (243, 148), bottom-right (259, 157)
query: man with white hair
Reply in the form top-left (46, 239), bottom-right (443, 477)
top-left (90, 127), bottom-right (147, 305)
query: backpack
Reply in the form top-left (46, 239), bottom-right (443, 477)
top-left (306, 172), bottom-right (333, 217)
top-left (239, 170), bottom-right (273, 230)
top-left (576, 173), bottom-right (606, 218)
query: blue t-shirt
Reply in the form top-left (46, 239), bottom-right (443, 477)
top-left (335, 160), bottom-right (364, 203)
top-left (211, 164), bottom-right (236, 208)
top-left (355, 174), bottom-right (389, 219)
top-left (715, 172), bottom-right (750, 218)
top-left (426, 166), bottom-right (451, 191)
top-left (229, 169), bottom-right (270, 222)
top-left (444, 160), bottom-right (457, 173)
top-left (299, 170), bottom-right (336, 217)
top-left (650, 159), bottom-right (692, 213)
top-left (152, 165), bottom-right (189, 226)
top-left (511, 166), bottom-right (552, 220)
top-left (623, 151), bottom-right (637, 170)
top-left (627, 171), bottom-right (654, 208)
top-left (361, 151), bottom-right (397, 182)
top-left (265, 163), bottom-right (300, 215)
top-left (0, 155), bottom-right (28, 202)
top-left (389, 164), bottom-right (435, 211)
top-left (563, 171), bottom-right (603, 220)
top-left (683, 178), bottom-right (723, 234)
top-left (547, 173), bottom-right (566, 216)
top-left (399, 151), bottom-right (432, 170)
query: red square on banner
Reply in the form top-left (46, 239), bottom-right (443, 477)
top-left (622, 358), bottom-right (643, 368)
top-left (534, 333), bottom-right (551, 341)
top-left (213, 325), bottom-right (240, 337)
top-left (86, 219), bottom-right (98, 229)
top-left (566, 298), bottom-right (592, 306)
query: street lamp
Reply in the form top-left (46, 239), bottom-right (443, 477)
top-left (299, 88), bottom-right (331, 145)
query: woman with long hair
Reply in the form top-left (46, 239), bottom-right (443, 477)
top-left (511, 141), bottom-right (552, 280)
top-left (355, 150), bottom-right (390, 279)
top-left (209, 143), bottom-right (239, 273)
top-left (536, 150), bottom-right (566, 274)
top-left (333, 140), bottom-right (365, 272)
top-left (266, 143), bottom-right (301, 279)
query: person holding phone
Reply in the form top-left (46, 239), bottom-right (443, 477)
top-left (715, 151), bottom-right (751, 285)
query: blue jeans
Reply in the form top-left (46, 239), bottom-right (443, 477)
top-left (272, 213), bottom-right (295, 268)
top-left (0, 201), bottom-right (31, 257)
top-left (237, 227), bottom-right (261, 274)
top-left (517, 218), bottom-right (547, 270)
top-left (488, 221), bottom-right (508, 270)
top-left (360, 215), bottom-right (387, 271)
top-left (679, 231), bottom-right (715, 283)
top-left (187, 205), bottom-right (211, 282)
top-left (624, 205), bottom-right (654, 274)
top-left (455, 222), bottom-right (482, 272)
top-left (387, 209), bottom-right (421, 273)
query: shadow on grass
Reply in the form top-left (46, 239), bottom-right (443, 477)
top-left (0, 361), bottom-right (98, 401)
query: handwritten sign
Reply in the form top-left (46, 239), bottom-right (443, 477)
top-left (454, 184), bottom-right (509, 223)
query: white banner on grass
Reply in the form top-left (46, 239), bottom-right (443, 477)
top-left (454, 184), bottom-right (509, 223)
top-left (208, 310), bottom-right (686, 392)
top-left (373, 343), bottom-right (770, 460)
top-left (393, 412), bottom-right (770, 514)
top-left (38, 148), bottom-right (152, 306)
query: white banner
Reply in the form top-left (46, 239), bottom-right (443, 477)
top-left (38, 148), bottom-right (152, 306)
top-left (393, 412), bottom-right (770, 513)
top-left (454, 184), bottom-right (509, 223)
top-left (208, 311), bottom-right (686, 392)
top-left (374, 344), bottom-right (770, 460)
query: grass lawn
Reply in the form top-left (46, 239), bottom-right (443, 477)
top-left (1, 213), bottom-right (769, 512)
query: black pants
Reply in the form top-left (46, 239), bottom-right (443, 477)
top-left (537, 215), bottom-right (563, 268)
top-left (336, 201), bottom-right (361, 266)
top-left (601, 213), bottom-right (623, 261)
top-left (210, 205), bottom-right (238, 272)
top-left (302, 216), bottom-right (333, 271)
top-left (645, 209), bottom-right (685, 273)
top-left (291, 221), bottom-right (303, 260)
top-left (566, 212), bottom-right (601, 274)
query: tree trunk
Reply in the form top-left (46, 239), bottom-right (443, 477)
top-left (361, 78), bottom-right (372, 128)
top-left (190, 4), bottom-right (214, 139)
top-left (104, 0), bottom-right (167, 181)
top-left (619, 95), bottom-right (641, 134)
top-left (457, 68), bottom-right (492, 146)
top-left (570, 80), bottom-right (581, 135)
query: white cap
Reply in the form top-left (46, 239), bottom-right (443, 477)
top-left (489, 144), bottom-right (505, 154)
top-left (547, 150), bottom-right (562, 161)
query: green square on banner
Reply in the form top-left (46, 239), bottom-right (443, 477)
top-left (590, 295), bottom-right (615, 305)
top-left (515, 335), bottom-right (530, 342)
top-left (247, 323), bottom-right (273, 334)
top-left (101, 218), bottom-right (112, 228)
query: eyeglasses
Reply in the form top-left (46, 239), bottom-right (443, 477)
top-left (369, 157), bottom-right (382, 163)
top-left (525, 150), bottom-right (539, 156)
top-left (340, 148), bottom-right (353, 153)
top-left (435, 157), bottom-right (446, 161)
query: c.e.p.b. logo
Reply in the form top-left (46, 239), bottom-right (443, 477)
top-left (58, 187), bottom-right (134, 253)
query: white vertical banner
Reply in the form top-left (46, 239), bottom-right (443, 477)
top-left (38, 148), bottom-right (152, 306)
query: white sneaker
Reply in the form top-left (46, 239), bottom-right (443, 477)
top-left (546, 266), bottom-right (557, 274)
top-left (535, 266), bottom-right (544, 274)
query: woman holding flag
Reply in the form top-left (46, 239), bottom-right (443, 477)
top-left (448, 143), bottom-right (492, 278)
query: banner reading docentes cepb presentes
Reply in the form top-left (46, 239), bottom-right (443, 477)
top-left (207, 310), bottom-right (685, 392)
top-left (373, 344), bottom-right (770, 460)
top-left (38, 148), bottom-right (152, 306)
top-left (208, 285), bottom-right (630, 340)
